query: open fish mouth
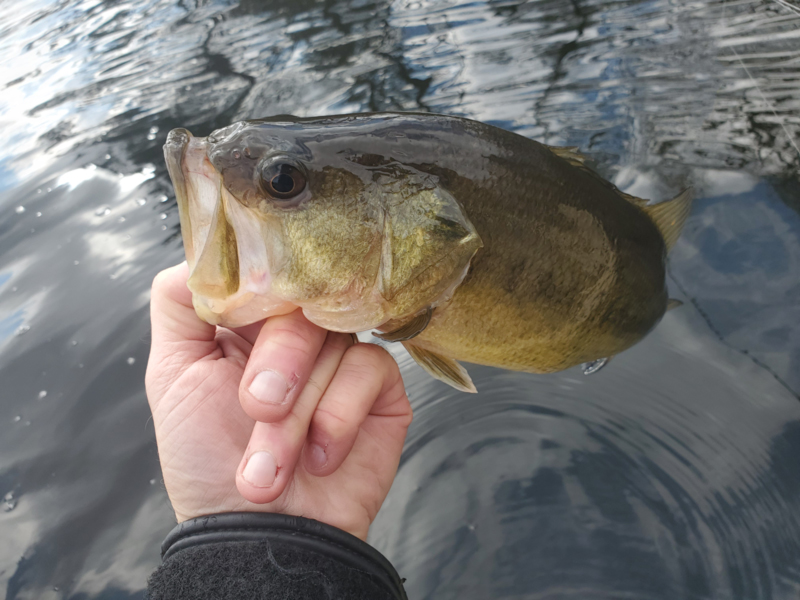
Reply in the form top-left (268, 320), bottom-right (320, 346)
top-left (164, 128), bottom-right (295, 326)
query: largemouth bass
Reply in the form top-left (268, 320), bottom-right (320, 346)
top-left (164, 113), bottom-right (691, 392)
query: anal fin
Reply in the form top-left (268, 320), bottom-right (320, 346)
top-left (582, 356), bottom-right (611, 375)
top-left (667, 298), bottom-right (683, 311)
top-left (373, 308), bottom-right (433, 342)
top-left (403, 342), bottom-right (477, 393)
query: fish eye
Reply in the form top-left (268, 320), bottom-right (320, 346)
top-left (259, 162), bottom-right (307, 201)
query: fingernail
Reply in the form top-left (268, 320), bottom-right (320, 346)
top-left (242, 451), bottom-right (277, 487)
top-left (249, 370), bottom-right (288, 405)
top-left (308, 443), bottom-right (328, 471)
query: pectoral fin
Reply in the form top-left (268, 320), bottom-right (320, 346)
top-left (403, 343), bottom-right (477, 393)
top-left (373, 308), bottom-right (433, 342)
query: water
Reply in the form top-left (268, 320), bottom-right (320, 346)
top-left (1, 0), bottom-right (799, 598)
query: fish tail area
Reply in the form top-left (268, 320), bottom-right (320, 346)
top-left (402, 342), bottom-right (477, 393)
top-left (641, 188), bottom-right (693, 252)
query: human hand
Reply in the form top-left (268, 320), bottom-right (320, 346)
top-left (145, 263), bottom-right (413, 540)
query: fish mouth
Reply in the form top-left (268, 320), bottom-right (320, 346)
top-left (164, 127), bottom-right (296, 327)
top-left (165, 128), bottom-right (238, 303)
top-left (164, 128), bottom-right (196, 264)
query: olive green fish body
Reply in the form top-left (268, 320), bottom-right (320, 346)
top-left (398, 120), bottom-right (669, 372)
top-left (164, 113), bottom-right (691, 392)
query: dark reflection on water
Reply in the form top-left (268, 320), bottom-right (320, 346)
top-left (1, 0), bottom-right (799, 598)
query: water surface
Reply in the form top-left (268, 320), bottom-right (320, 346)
top-left (1, 0), bottom-right (799, 598)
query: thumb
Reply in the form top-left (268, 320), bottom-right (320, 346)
top-left (146, 262), bottom-right (217, 396)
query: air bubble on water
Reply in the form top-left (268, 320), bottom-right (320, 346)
top-left (70, 340), bottom-right (78, 347)
top-left (127, 357), bottom-right (135, 365)
top-left (184, 85), bottom-right (191, 91)
top-left (36, 211), bottom-right (42, 217)
top-left (15, 324), bottom-right (30, 336)
top-left (15, 206), bottom-right (25, 214)
top-left (105, 153), bottom-right (111, 160)
top-left (161, 225), bottom-right (167, 230)
top-left (38, 390), bottom-right (47, 399)
top-left (13, 416), bottom-right (21, 422)
top-left (149, 478), bottom-right (157, 485)
top-left (73, 260), bottom-right (80, 265)
top-left (95, 205), bottom-right (111, 217)
top-left (136, 198), bottom-right (146, 206)
top-left (46, 187), bottom-right (52, 192)
top-left (36, 188), bottom-right (42, 194)
top-left (159, 212), bottom-right (167, 220)
top-left (118, 216), bottom-right (126, 223)
top-left (159, 194), bottom-right (168, 203)
top-left (147, 125), bottom-right (159, 141)
top-left (3, 491), bottom-right (16, 512)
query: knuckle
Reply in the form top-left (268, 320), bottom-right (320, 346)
top-left (339, 343), bottom-right (397, 385)
top-left (265, 322), bottom-right (319, 357)
top-left (151, 265), bottom-right (179, 291)
top-left (313, 407), bottom-right (352, 441)
top-left (344, 343), bottom-right (388, 371)
top-left (329, 331), bottom-right (357, 351)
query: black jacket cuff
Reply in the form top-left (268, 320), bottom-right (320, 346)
top-left (148, 512), bottom-right (407, 600)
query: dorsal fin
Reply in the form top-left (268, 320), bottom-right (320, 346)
top-left (545, 145), bottom-right (589, 168)
top-left (641, 188), bottom-right (693, 252)
top-left (545, 146), bottom-right (692, 251)
top-left (546, 145), bottom-right (649, 208)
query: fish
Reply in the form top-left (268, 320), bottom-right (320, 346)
top-left (163, 112), bottom-right (692, 393)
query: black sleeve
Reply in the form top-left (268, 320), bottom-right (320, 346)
top-left (146, 512), bottom-right (407, 600)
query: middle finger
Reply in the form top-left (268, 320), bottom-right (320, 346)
top-left (236, 330), bottom-right (355, 504)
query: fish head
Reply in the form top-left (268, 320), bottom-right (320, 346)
top-left (164, 116), bottom-right (482, 331)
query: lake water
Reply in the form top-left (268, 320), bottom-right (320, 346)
top-left (1, 0), bottom-right (799, 598)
